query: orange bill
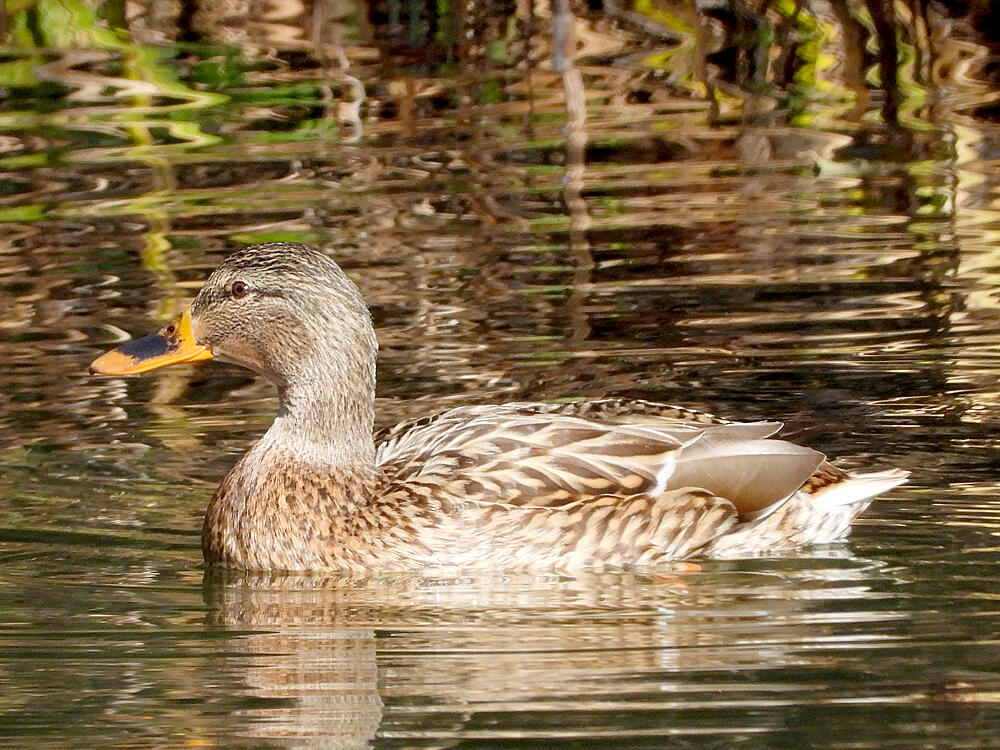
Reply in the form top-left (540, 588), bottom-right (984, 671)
top-left (90, 307), bottom-right (214, 375)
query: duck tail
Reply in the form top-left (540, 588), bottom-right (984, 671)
top-left (809, 467), bottom-right (910, 507)
top-left (701, 466), bottom-right (908, 557)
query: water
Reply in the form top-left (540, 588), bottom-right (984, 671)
top-left (2, 0), bottom-right (1000, 746)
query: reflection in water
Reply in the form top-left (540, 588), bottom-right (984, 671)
top-left (204, 561), bottom-right (905, 745)
top-left (2, 1), bottom-right (1000, 747)
top-left (209, 575), bottom-right (383, 745)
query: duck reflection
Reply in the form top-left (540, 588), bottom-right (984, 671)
top-left (205, 570), bottom-right (384, 746)
top-left (203, 557), bottom-right (891, 745)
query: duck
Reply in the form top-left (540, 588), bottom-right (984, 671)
top-left (90, 242), bottom-right (908, 573)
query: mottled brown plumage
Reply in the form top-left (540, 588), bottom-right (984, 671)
top-left (91, 243), bottom-right (908, 573)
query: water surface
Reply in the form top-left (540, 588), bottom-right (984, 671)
top-left (1, 1), bottom-right (999, 746)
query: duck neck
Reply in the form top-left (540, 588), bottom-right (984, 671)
top-left (263, 367), bottom-right (377, 471)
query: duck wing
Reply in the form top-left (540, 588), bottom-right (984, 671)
top-left (376, 402), bottom-right (825, 517)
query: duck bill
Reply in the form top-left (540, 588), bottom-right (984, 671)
top-left (90, 308), bottom-right (214, 375)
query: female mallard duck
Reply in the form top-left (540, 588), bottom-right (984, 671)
top-left (91, 243), bottom-right (907, 572)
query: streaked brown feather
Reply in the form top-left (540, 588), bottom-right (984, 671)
top-left (202, 396), bottom-right (906, 572)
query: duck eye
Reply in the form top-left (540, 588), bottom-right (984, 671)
top-left (164, 323), bottom-right (176, 336)
top-left (231, 280), bottom-right (250, 298)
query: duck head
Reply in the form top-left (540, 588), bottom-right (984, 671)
top-left (90, 244), bottom-right (379, 457)
top-left (92, 242), bottom-right (376, 384)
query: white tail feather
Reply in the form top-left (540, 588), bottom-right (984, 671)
top-left (808, 468), bottom-right (910, 506)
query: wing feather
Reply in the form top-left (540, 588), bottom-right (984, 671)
top-left (375, 401), bottom-right (824, 513)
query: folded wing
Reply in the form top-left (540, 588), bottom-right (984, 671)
top-left (377, 403), bottom-right (824, 517)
